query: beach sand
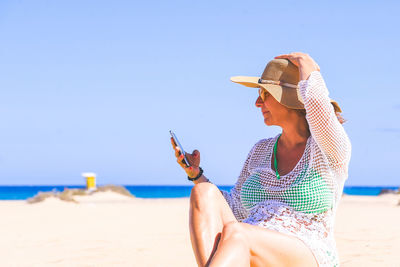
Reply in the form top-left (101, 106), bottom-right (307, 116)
top-left (0, 192), bottom-right (399, 267)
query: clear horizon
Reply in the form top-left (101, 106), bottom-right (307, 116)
top-left (1, 1), bottom-right (399, 186)
top-left (1, 184), bottom-right (399, 188)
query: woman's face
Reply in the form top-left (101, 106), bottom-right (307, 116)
top-left (255, 89), bottom-right (291, 126)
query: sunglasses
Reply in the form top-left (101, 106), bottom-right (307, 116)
top-left (258, 88), bottom-right (270, 102)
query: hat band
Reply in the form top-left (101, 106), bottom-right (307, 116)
top-left (258, 78), bottom-right (298, 89)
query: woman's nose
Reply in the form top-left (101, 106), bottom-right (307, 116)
top-left (255, 96), bottom-right (263, 107)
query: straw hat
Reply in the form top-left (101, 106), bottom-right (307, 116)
top-left (230, 59), bottom-right (342, 113)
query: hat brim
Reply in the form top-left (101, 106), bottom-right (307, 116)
top-left (231, 76), bottom-right (304, 109)
top-left (230, 76), bottom-right (260, 88)
top-left (230, 76), bottom-right (342, 113)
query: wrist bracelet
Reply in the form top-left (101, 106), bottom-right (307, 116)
top-left (188, 167), bottom-right (203, 181)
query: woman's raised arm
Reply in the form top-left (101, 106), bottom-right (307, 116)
top-left (299, 71), bottom-right (351, 168)
top-left (276, 53), bottom-right (351, 170)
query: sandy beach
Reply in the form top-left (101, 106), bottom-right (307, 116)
top-left (1, 192), bottom-right (399, 267)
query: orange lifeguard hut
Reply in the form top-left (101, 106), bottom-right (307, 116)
top-left (82, 172), bottom-right (97, 191)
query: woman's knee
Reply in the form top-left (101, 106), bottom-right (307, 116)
top-left (221, 222), bottom-right (248, 245)
top-left (190, 182), bottom-right (220, 209)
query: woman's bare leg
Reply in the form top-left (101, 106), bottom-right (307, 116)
top-left (208, 222), bottom-right (318, 267)
top-left (207, 221), bottom-right (250, 267)
top-left (189, 182), bottom-right (237, 267)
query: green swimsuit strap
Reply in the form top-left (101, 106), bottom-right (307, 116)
top-left (274, 134), bottom-right (281, 180)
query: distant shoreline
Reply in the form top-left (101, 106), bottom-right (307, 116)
top-left (0, 185), bottom-right (398, 200)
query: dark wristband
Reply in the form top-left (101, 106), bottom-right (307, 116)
top-left (188, 167), bottom-right (203, 181)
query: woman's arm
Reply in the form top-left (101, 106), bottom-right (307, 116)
top-left (299, 71), bottom-right (351, 167)
top-left (217, 149), bottom-right (253, 222)
top-left (276, 52), bottom-right (351, 169)
top-left (171, 136), bottom-right (252, 220)
top-left (192, 144), bottom-right (256, 222)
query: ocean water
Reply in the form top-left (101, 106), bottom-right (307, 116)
top-left (0, 185), bottom-right (398, 200)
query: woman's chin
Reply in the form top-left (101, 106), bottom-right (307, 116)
top-left (263, 118), bottom-right (272, 126)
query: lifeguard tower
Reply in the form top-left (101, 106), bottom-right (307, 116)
top-left (82, 172), bottom-right (97, 191)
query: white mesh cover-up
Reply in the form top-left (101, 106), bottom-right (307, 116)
top-left (217, 71), bottom-right (351, 267)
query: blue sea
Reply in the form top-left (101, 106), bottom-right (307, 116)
top-left (0, 185), bottom-right (398, 200)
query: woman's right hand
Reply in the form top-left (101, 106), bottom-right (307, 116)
top-left (170, 137), bottom-right (201, 178)
top-left (275, 52), bottom-right (320, 81)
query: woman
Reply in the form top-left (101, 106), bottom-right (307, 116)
top-left (171, 52), bottom-right (351, 267)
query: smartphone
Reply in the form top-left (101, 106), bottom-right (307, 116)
top-left (170, 130), bottom-right (191, 167)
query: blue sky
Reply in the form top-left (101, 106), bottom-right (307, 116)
top-left (0, 0), bottom-right (399, 186)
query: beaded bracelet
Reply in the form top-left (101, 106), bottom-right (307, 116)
top-left (188, 167), bottom-right (203, 181)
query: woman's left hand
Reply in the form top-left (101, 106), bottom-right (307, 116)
top-left (275, 52), bottom-right (320, 81)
